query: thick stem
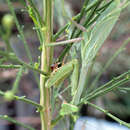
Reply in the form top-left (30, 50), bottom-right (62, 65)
top-left (40, 0), bottom-right (53, 130)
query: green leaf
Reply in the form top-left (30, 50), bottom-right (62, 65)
top-left (60, 103), bottom-right (78, 116)
top-left (73, 3), bottom-right (121, 105)
top-left (82, 9), bottom-right (121, 64)
top-left (82, 0), bottom-right (130, 65)
top-left (72, 0), bottom-right (130, 105)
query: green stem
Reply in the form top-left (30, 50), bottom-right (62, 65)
top-left (87, 70), bottom-right (130, 99)
top-left (0, 50), bottom-right (48, 76)
top-left (6, 0), bottom-right (41, 89)
top-left (16, 58), bottom-right (48, 76)
top-left (11, 67), bottom-right (24, 94)
top-left (0, 90), bottom-right (42, 109)
top-left (86, 101), bottom-right (130, 128)
top-left (86, 78), bottom-right (129, 101)
top-left (53, 24), bottom-right (69, 41)
top-left (76, 0), bottom-right (103, 37)
top-left (0, 64), bottom-right (22, 69)
top-left (89, 38), bottom-right (130, 92)
top-left (6, 0), bottom-right (32, 62)
top-left (0, 27), bottom-right (12, 52)
top-left (70, 0), bottom-right (90, 38)
top-left (0, 115), bottom-right (35, 130)
top-left (57, 0), bottom-right (104, 62)
top-left (80, 70), bottom-right (130, 103)
top-left (46, 37), bottom-right (83, 46)
top-left (40, 0), bottom-right (53, 130)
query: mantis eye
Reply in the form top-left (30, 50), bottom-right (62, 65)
top-left (51, 62), bottom-right (62, 71)
top-left (57, 62), bottom-right (62, 68)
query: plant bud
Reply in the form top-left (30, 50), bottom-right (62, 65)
top-left (4, 91), bottom-right (14, 101)
top-left (2, 14), bottom-right (14, 30)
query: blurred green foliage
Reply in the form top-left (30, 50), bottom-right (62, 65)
top-left (0, 0), bottom-right (130, 129)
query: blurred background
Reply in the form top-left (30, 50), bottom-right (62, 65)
top-left (0, 0), bottom-right (130, 130)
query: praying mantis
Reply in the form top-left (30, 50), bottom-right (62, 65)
top-left (45, 38), bottom-right (83, 99)
top-left (45, 53), bottom-right (80, 115)
top-left (45, 58), bottom-right (79, 97)
top-left (43, 37), bottom-right (82, 116)
top-left (44, 38), bottom-right (84, 101)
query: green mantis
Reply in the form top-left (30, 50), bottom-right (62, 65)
top-left (45, 57), bottom-right (80, 115)
top-left (45, 59), bottom-right (79, 97)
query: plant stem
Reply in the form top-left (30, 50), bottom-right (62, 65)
top-left (89, 38), bottom-right (130, 91)
top-left (40, 0), bottom-right (53, 130)
top-left (0, 90), bottom-right (42, 109)
top-left (46, 37), bottom-right (83, 46)
top-left (11, 67), bottom-right (24, 94)
top-left (0, 50), bottom-right (48, 76)
top-left (80, 70), bottom-right (130, 105)
top-left (86, 101), bottom-right (130, 128)
top-left (0, 115), bottom-right (35, 130)
top-left (6, 0), bottom-right (33, 62)
top-left (0, 64), bottom-right (22, 69)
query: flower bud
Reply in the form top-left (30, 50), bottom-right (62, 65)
top-left (4, 91), bottom-right (14, 101)
top-left (2, 14), bottom-right (14, 30)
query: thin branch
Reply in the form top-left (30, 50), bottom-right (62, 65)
top-left (0, 90), bottom-right (42, 109)
top-left (0, 115), bottom-right (35, 130)
top-left (81, 71), bottom-right (130, 103)
top-left (68, 17), bottom-right (86, 32)
top-left (46, 37), bottom-right (84, 46)
top-left (53, 24), bottom-right (69, 41)
top-left (12, 67), bottom-right (24, 93)
top-left (89, 38), bottom-right (130, 91)
top-left (0, 64), bottom-right (22, 69)
top-left (56, 35), bottom-right (67, 42)
top-left (86, 101), bottom-right (130, 128)
top-left (0, 51), bottom-right (48, 76)
top-left (6, 0), bottom-right (33, 62)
